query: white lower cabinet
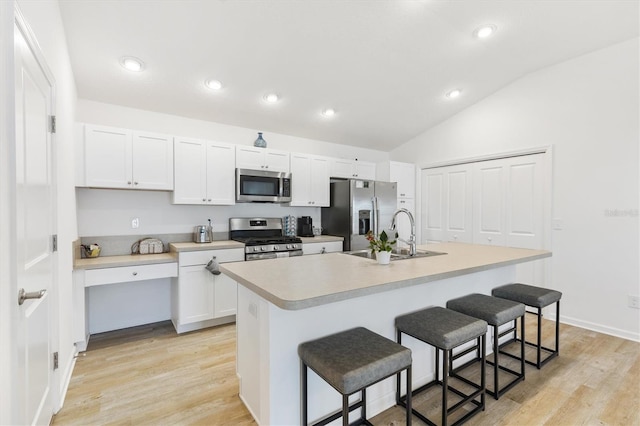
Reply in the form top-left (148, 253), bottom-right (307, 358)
top-left (302, 241), bottom-right (343, 255)
top-left (172, 248), bottom-right (244, 333)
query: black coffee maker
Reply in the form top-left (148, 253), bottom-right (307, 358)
top-left (297, 216), bottom-right (314, 237)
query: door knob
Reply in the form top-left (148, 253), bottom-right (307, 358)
top-left (18, 288), bottom-right (46, 306)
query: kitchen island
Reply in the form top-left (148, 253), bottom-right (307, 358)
top-left (220, 242), bottom-right (551, 425)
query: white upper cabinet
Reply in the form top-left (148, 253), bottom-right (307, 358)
top-left (84, 124), bottom-right (173, 190)
top-left (173, 137), bottom-right (235, 205)
top-left (329, 158), bottom-right (376, 180)
top-left (390, 161), bottom-right (416, 198)
top-left (236, 146), bottom-right (290, 173)
top-left (132, 132), bottom-right (174, 190)
top-left (377, 161), bottom-right (416, 198)
top-left (289, 153), bottom-right (330, 207)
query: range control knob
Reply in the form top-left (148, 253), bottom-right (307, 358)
top-left (274, 245), bottom-right (279, 251)
top-left (261, 246), bottom-right (267, 251)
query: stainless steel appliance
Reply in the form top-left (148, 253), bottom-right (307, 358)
top-left (321, 179), bottom-right (397, 252)
top-left (236, 168), bottom-right (292, 203)
top-left (229, 217), bottom-right (303, 261)
top-left (193, 225), bottom-right (212, 243)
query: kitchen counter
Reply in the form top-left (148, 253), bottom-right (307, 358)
top-left (74, 253), bottom-right (177, 270)
top-left (169, 240), bottom-right (244, 252)
top-left (221, 242), bottom-right (550, 310)
top-left (298, 235), bottom-right (344, 243)
top-left (224, 242), bottom-right (551, 425)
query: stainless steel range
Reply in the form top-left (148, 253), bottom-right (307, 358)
top-left (229, 217), bottom-right (303, 261)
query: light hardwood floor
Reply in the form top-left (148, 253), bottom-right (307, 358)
top-left (53, 318), bottom-right (639, 426)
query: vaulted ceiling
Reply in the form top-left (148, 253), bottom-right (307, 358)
top-left (59, 0), bottom-right (639, 151)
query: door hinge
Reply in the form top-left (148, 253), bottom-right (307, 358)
top-left (53, 352), bottom-right (59, 370)
top-left (52, 234), bottom-right (57, 252)
top-left (49, 115), bottom-right (56, 134)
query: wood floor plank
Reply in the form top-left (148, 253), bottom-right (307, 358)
top-left (53, 318), bottom-right (639, 426)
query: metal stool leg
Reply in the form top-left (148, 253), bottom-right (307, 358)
top-left (342, 394), bottom-right (349, 426)
top-left (442, 348), bottom-right (449, 426)
top-left (301, 360), bottom-right (308, 425)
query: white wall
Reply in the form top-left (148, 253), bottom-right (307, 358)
top-left (16, 0), bottom-right (79, 411)
top-left (77, 99), bottom-right (388, 161)
top-left (391, 38), bottom-right (640, 341)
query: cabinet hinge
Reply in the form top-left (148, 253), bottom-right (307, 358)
top-left (52, 234), bottom-right (57, 252)
top-left (53, 352), bottom-right (59, 370)
top-left (49, 115), bottom-right (56, 134)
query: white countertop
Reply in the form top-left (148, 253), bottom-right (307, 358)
top-left (221, 242), bottom-right (552, 310)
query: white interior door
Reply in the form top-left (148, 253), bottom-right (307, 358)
top-left (14, 10), bottom-right (56, 426)
top-left (422, 164), bottom-right (473, 243)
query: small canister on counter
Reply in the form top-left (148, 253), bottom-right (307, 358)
top-left (283, 215), bottom-right (296, 237)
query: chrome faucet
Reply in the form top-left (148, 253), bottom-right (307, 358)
top-left (390, 208), bottom-right (416, 256)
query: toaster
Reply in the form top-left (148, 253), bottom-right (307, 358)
top-left (131, 238), bottom-right (164, 254)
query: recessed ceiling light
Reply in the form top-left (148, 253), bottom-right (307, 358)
top-left (473, 24), bottom-right (497, 39)
top-left (120, 56), bottom-right (144, 72)
top-left (321, 108), bottom-right (336, 117)
top-left (446, 89), bottom-right (462, 99)
top-left (205, 79), bottom-right (222, 90)
top-left (264, 93), bottom-right (279, 103)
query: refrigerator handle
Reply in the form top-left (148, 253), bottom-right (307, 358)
top-left (372, 196), bottom-right (378, 236)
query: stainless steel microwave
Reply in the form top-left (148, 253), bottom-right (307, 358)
top-left (236, 168), bottom-right (292, 203)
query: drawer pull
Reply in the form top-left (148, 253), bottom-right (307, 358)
top-left (132, 272), bottom-right (138, 276)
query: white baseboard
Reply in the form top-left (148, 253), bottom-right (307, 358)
top-left (55, 346), bottom-right (78, 413)
top-left (560, 315), bottom-right (639, 342)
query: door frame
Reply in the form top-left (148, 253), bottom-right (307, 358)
top-left (1, 3), bottom-right (59, 423)
top-left (0, 2), bottom-right (18, 423)
top-left (416, 145), bottom-right (554, 252)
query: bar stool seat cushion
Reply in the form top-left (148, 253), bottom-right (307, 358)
top-left (492, 283), bottom-right (562, 308)
top-left (447, 293), bottom-right (525, 326)
top-left (396, 306), bottom-right (487, 350)
top-left (298, 327), bottom-right (411, 395)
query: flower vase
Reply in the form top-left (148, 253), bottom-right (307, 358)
top-left (376, 251), bottom-right (391, 265)
top-left (254, 132), bottom-right (267, 148)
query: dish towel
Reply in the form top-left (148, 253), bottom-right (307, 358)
top-left (205, 256), bottom-right (221, 275)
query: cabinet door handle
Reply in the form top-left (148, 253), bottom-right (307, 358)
top-left (132, 272), bottom-right (138, 276)
top-left (127, 181), bottom-right (132, 185)
top-left (134, 181), bottom-right (138, 185)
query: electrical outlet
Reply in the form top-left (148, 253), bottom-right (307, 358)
top-left (628, 295), bottom-right (640, 309)
top-left (131, 217), bottom-right (139, 229)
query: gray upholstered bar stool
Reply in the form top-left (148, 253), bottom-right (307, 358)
top-left (492, 283), bottom-right (562, 369)
top-left (395, 306), bottom-right (487, 426)
top-left (446, 293), bottom-right (526, 400)
top-left (298, 327), bottom-right (412, 426)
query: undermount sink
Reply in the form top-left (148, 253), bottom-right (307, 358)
top-left (344, 248), bottom-right (446, 261)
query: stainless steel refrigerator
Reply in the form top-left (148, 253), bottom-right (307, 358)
top-left (321, 179), bottom-right (397, 251)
